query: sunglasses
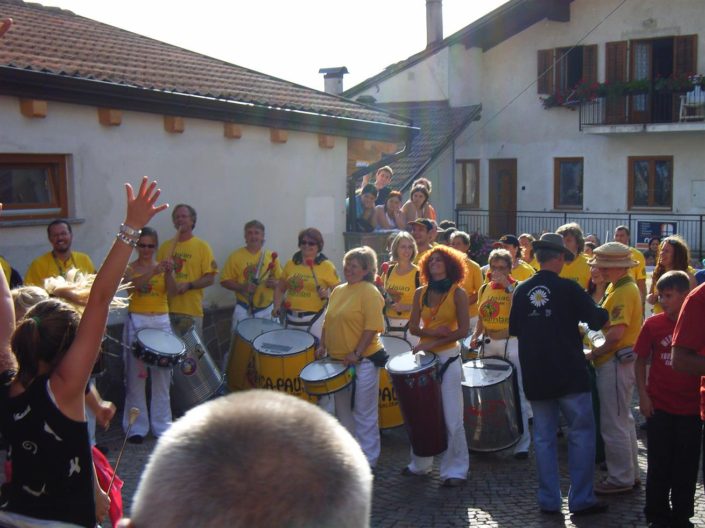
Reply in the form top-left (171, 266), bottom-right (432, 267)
top-left (137, 243), bottom-right (156, 249)
top-left (300, 241), bottom-right (318, 247)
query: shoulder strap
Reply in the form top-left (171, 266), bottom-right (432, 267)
top-left (386, 262), bottom-right (396, 280)
top-left (414, 270), bottom-right (420, 289)
top-left (478, 282), bottom-right (489, 299)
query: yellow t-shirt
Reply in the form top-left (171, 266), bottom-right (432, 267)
top-left (323, 281), bottom-right (384, 360)
top-left (649, 265), bottom-right (696, 314)
top-left (559, 253), bottom-right (591, 290)
top-left (527, 256), bottom-right (539, 271)
top-left (383, 264), bottom-right (419, 320)
top-left (419, 284), bottom-right (460, 352)
top-left (628, 247), bottom-right (647, 282)
top-left (24, 251), bottom-right (95, 286)
top-left (594, 275), bottom-right (642, 367)
top-left (220, 247), bottom-right (282, 308)
top-left (0, 257), bottom-right (11, 285)
top-left (282, 259), bottom-right (339, 312)
top-left (477, 283), bottom-right (513, 332)
top-left (157, 236), bottom-right (218, 317)
top-left (128, 270), bottom-right (169, 314)
top-left (462, 258), bottom-right (483, 318)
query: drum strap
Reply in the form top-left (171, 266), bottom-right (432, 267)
top-left (285, 309), bottom-right (324, 331)
top-left (437, 354), bottom-right (460, 383)
top-left (383, 314), bottom-right (409, 339)
top-left (236, 300), bottom-right (271, 315)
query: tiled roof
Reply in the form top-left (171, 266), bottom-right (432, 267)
top-left (0, 0), bottom-right (412, 133)
top-left (374, 101), bottom-right (481, 190)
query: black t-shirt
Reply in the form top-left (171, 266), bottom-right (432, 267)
top-left (375, 186), bottom-right (392, 206)
top-left (509, 270), bottom-right (608, 400)
top-left (0, 375), bottom-right (96, 527)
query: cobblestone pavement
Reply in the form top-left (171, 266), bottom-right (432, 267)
top-left (95, 397), bottom-right (705, 528)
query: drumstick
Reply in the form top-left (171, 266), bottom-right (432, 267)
top-left (107, 407), bottom-right (140, 495)
top-left (0, 18), bottom-right (12, 38)
top-left (305, 258), bottom-right (323, 299)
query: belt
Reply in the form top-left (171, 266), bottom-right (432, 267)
top-left (485, 328), bottom-right (509, 340)
top-left (288, 310), bottom-right (318, 317)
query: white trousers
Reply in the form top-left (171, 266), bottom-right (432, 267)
top-left (385, 317), bottom-right (420, 347)
top-left (482, 336), bottom-right (532, 453)
top-left (231, 302), bottom-right (274, 333)
top-left (408, 345), bottom-right (470, 480)
top-left (335, 359), bottom-right (380, 467)
top-left (123, 313), bottom-right (174, 437)
top-left (596, 357), bottom-right (639, 486)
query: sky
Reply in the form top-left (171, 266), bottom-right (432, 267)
top-left (40, 0), bottom-right (507, 92)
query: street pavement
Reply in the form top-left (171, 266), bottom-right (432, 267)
top-left (97, 396), bottom-right (705, 528)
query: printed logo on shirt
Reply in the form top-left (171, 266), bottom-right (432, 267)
top-left (480, 299), bottom-right (500, 319)
top-left (528, 286), bottom-right (550, 308)
top-left (611, 305), bottom-right (623, 320)
top-left (287, 274), bottom-right (306, 294)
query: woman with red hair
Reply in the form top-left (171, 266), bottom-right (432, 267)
top-left (402, 246), bottom-right (470, 488)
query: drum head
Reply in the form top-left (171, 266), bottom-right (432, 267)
top-left (300, 359), bottom-right (346, 382)
top-left (253, 329), bottom-right (315, 356)
top-left (462, 358), bottom-right (513, 387)
top-left (136, 329), bottom-right (185, 356)
top-left (386, 351), bottom-right (436, 374)
top-left (237, 318), bottom-right (283, 343)
top-left (380, 335), bottom-right (411, 359)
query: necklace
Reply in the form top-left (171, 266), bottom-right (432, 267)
top-left (427, 290), bottom-right (449, 321)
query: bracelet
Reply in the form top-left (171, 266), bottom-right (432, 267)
top-left (116, 232), bottom-right (138, 247)
top-left (120, 223), bottom-right (142, 238)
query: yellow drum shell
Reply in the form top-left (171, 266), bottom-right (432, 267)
top-left (226, 318), bottom-right (282, 392)
top-left (299, 358), bottom-right (353, 396)
top-left (378, 334), bottom-right (410, 430)
top-left (253, 329), bottom-right (315, 402)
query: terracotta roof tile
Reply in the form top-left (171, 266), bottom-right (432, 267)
top-left (0, 0), bottom-right (409, 127)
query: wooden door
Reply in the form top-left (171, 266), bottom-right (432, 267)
top-left (488, 159), bottom-right (517, 238)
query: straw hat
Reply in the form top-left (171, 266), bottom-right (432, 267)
top-left (586, 242), bottom-right (638, 268)
top-left (531, 233), bottom-right (575, 262)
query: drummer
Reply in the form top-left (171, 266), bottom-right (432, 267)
top-left (272, 228), bottom-right (339, 340)
top-left (470, 248), bottom-right (532, 459)
top-left (449, 231), bottom-right (483, 333)
top-left (381, 231), bottom-right (420, 346)
top-left (123, 227), bottom-right (178, 443)
top-left (404, 246), bottom-right (470, 487)
top-left (221, 220), bottom-right (282, 331)
top-left (316, 246), bottom-right (386, 468)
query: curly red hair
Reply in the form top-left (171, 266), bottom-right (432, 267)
top-left (418, 246), bottom-right (467, 285)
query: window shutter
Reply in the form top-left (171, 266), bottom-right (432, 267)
top-left (605, 41), bottom-right (628, 82)
top-left (582, 45), bottom-right (598, 84)
top-left (537, 49), bottom-right (554, 94)
top-left (674, 35), bottom-right (697, 76)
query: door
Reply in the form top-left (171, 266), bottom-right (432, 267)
top-left (629, 40), bottom-right (652, 124)
top-left (488, 159), bottom-right (517, 238)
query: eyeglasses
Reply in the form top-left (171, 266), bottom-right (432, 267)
top-left (137, 243), bottom-right (156, 249)
top-left (300, 240), bottom-right (318, 247)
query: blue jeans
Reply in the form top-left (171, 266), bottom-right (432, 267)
top-left (532, 392), bottom-right (598, 512)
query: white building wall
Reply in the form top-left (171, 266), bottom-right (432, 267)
top-left (0, 96), bottom-right (349, 308)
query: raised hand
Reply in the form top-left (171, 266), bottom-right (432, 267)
top-left (124, 176), bottom-right (169, 230)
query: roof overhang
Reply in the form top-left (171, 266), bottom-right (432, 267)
top-left (0, 66), bottom-right (418, 144)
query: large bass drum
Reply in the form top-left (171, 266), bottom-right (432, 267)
top-left (171, 325), bottom-right (224, 416)
top-left (386, 351), bottom-right (447, 457)
top-left (461, 357), bottom-right (522, 452)
top-left (226, 318), bottom-right (283, 391)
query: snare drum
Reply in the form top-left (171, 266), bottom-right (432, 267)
top-left (378, 335), bottom-right (410, 429)
top-left (171, 325), bottom-right (225, 415)
top-left (226, 318), bottom-right (282, 391)
top-left (299, 358), bottom-right (353, 396)
top-left (133, 329), bottom-right (186, 368)
top-left (461, 357), bottom-right (522, 452)
top-left (386, 351), bottom-right (447, 457)
top-left (253, 329), bottom-right (315, 401)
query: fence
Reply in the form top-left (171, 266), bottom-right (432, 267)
top-left (456, 209), bottom-right (705, 259)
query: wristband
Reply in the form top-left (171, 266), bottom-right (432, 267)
top-left (116, 232), bottom-right (138, 247)
top-left (120, 223), bottom-right (142, 238)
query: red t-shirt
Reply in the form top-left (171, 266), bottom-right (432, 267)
top-left (672, 283), bottom-right (705, 419)
top-left (635, 312), bottom-right (700, 415)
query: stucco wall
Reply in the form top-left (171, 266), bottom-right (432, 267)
top-left (0, 96), bottom-right (350, 308)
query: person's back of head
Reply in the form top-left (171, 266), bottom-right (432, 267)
top-left (127, 390), bottom-right (373, 528)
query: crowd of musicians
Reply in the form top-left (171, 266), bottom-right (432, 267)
top-left (1, 174), bottom-right (705, 526)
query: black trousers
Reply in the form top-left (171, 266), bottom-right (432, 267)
top-left (644, 409), bottom-right (702, 526)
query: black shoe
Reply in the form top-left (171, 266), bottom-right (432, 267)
top-left (514, 451), bottom-right (529, 460)
top-left (441, 478), bottom-right (466, 488)
top-left (127, 435), bottom-right (144, 445)
top-left (570, 501), bottom-right (608, 516)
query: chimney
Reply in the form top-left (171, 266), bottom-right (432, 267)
top-left (426, 0), bottom-right (443, 47)
top-left (318, 67), bottom-right (349, 96)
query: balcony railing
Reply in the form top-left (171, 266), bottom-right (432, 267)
top-left (579, 89), bottom-right (705, 129)
top-left (455, 209), bottom-right (705, 259)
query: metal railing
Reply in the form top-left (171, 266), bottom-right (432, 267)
top-left (455, 209), bottom-right (705, 259)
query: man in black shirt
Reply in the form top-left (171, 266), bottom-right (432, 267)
top-left (509, 233), bottom-right (608, 517)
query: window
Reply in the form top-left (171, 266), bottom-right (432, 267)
top-left (628, 156), bottom-right (672, 209)
top-left (0, 154), bottom-right (69, 220)
top-left (537, 45), bottom-right (597, 95)
top-left (455, 160), bottom-right (479, 208)
top-left (554, 158), bottom-right (583, 209)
